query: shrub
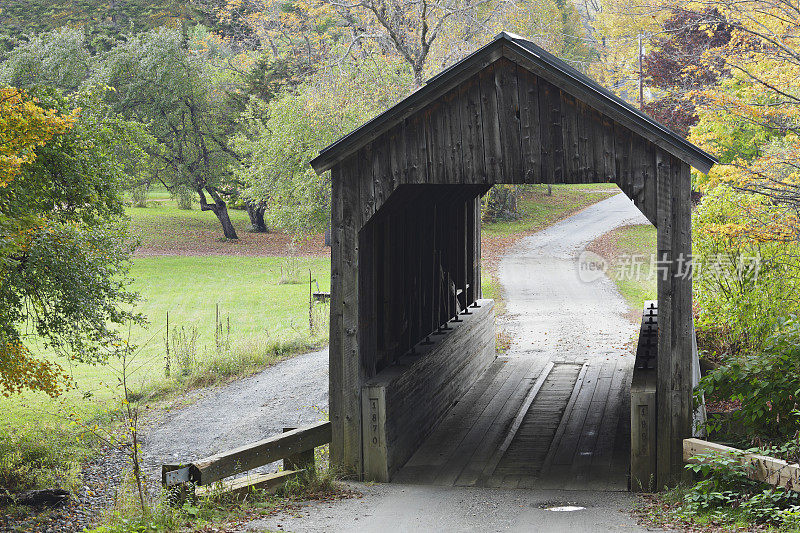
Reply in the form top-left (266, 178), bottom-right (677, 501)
top-left (692, 186), bottom-right (800, 357)
top-left (174, 185), bottom-right (194, 210)
top-left (679, 450), bottom-right (800, 527)
top-left (130, 184), bottom-right (149, 207)
top-left (0, 426), bottom-right (89, 493)
top-left (482, 185), bottom-right (519, 223)
top-left (171, 325), bottom-right (198, 377)
top-left (699, 315), bottom-right (800, 438)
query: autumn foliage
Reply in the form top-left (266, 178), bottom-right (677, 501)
top-left (0, 88), bottom-right (76, 397)
top-left (0, 87), bottom-right (74, 187)
top-left (0, 87), bottom-right (141, 397)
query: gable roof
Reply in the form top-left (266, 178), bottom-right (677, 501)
top-left (310, 32), bottom-right (717, 175)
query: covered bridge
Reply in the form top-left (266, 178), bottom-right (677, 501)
top-left (310, 32), bottom-right (716, 488)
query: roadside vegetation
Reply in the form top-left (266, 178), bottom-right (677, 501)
top-left (587, 224), bottom-right (657, 313)
top-left (1, 187), bottom-right (331, 527)
top-left (88, 454), bottom-right (346, 533)
top-left (599, 1), bottom-right (800, 528)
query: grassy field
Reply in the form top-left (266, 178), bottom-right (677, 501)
top-left (587, 224), bottom-right (657, 312)
top-left (127, 195), bottom-right (328, 256)
top-left (1, 255), bottom-right (331, 493)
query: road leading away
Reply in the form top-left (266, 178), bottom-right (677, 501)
top-left (247, 192), bottom-right (665, 532)
top-left (500, 191), bottom-right (649, 364)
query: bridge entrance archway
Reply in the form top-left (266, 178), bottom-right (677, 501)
top-left (310, 32), bottom-right (716, 488)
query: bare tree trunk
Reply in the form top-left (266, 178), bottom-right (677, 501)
top-left (246, 202), bottom-right (268, 233)
top-left (413, 67), bottom-right (424, 87)
top-left (199, 188), bottom-right (239, 239)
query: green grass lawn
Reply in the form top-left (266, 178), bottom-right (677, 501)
top-left (3, 254), bottom-right (330, 413)
top-left (482, 183), bottom-right (619, 239)
top-left (589, 224), bottom-right (657, 311)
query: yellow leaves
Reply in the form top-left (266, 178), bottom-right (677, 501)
top-left (0, 341), bottom-right (68, 397)
top-left (0, 87), bottom-right (75, 187)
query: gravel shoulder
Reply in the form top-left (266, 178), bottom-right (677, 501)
top-left (141, 347), bottom-right (328, 481)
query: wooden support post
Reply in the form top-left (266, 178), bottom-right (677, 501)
top-left (630, 371), bottom-right (657, 492)
top-left (283, 428), bottom-right (316, 471)
top-left (162, 464), bottom-right (191, 504)
top-left (655, 152), bottom-right (693, 487)
top-left (329, 157), bottom-right (363, 477)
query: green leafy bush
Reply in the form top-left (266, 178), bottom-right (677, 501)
top-left (482, 185), bottom-right (519, 223)
top-left (0, 427), bottom-right (89, 493)
top-left (682, 451), bottom-right (800, 526)
top-left (693, 186), bottom-right (800, 358)
top-left (699, 315), bottom-right (800, 437)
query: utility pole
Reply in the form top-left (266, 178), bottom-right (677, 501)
top-left (638, 33), bottom-right (644, 109)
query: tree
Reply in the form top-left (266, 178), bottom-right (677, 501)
top-left (234, 57), bottom-right (412, 234)
top-left (326, 0), bottom-right (593, 85)
top-left (641, 9), bottom-right (731, 136)
top-left (0, 88), bottom-right (142, 397)
top-left (96, 27), bottom-right (245, 239)
top-left (222, 0), bottom-right (588, 90)
top-left (0, 0), bottom-right (190, 41)
top-left (662, 1), bottom-right (800, 217)
top-left (0, 87), bottom-right (74, 186)
top-left (0, 28), bottom-right (92, 93)
top-left (217, 0), bottom-right (341, 78)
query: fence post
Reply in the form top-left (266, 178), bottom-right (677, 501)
top-left (283, 427), bottom-right (315, 471)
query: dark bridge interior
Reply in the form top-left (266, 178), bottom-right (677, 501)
top-left (358, 184), bottom-right (487, 377)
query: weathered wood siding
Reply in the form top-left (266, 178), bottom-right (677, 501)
top-left (338, 57), bottom-right (658, 231)
top-left (362, 300), bottom-right (495, 481)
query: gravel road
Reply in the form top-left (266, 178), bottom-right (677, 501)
top-left (141, 347), bottom-right (328, 480)
top-left (500, 191), bottom-right (649, 363)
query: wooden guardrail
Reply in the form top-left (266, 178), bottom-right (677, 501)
top-left (162, 421), bottom-right (331, 498)
top-left (684, 438), bottom-right (800, 489)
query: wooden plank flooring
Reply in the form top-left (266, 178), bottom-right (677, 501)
top-left (486, 362), bottom-right (582, 488)
top-left (393, 356), bottom-right (631, 490)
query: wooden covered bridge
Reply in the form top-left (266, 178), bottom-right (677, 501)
top-left (310, 32), bottom-right (716, 489)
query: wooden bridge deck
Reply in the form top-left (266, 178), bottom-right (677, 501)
top-left (392, 355), bottom-right (631, 490)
